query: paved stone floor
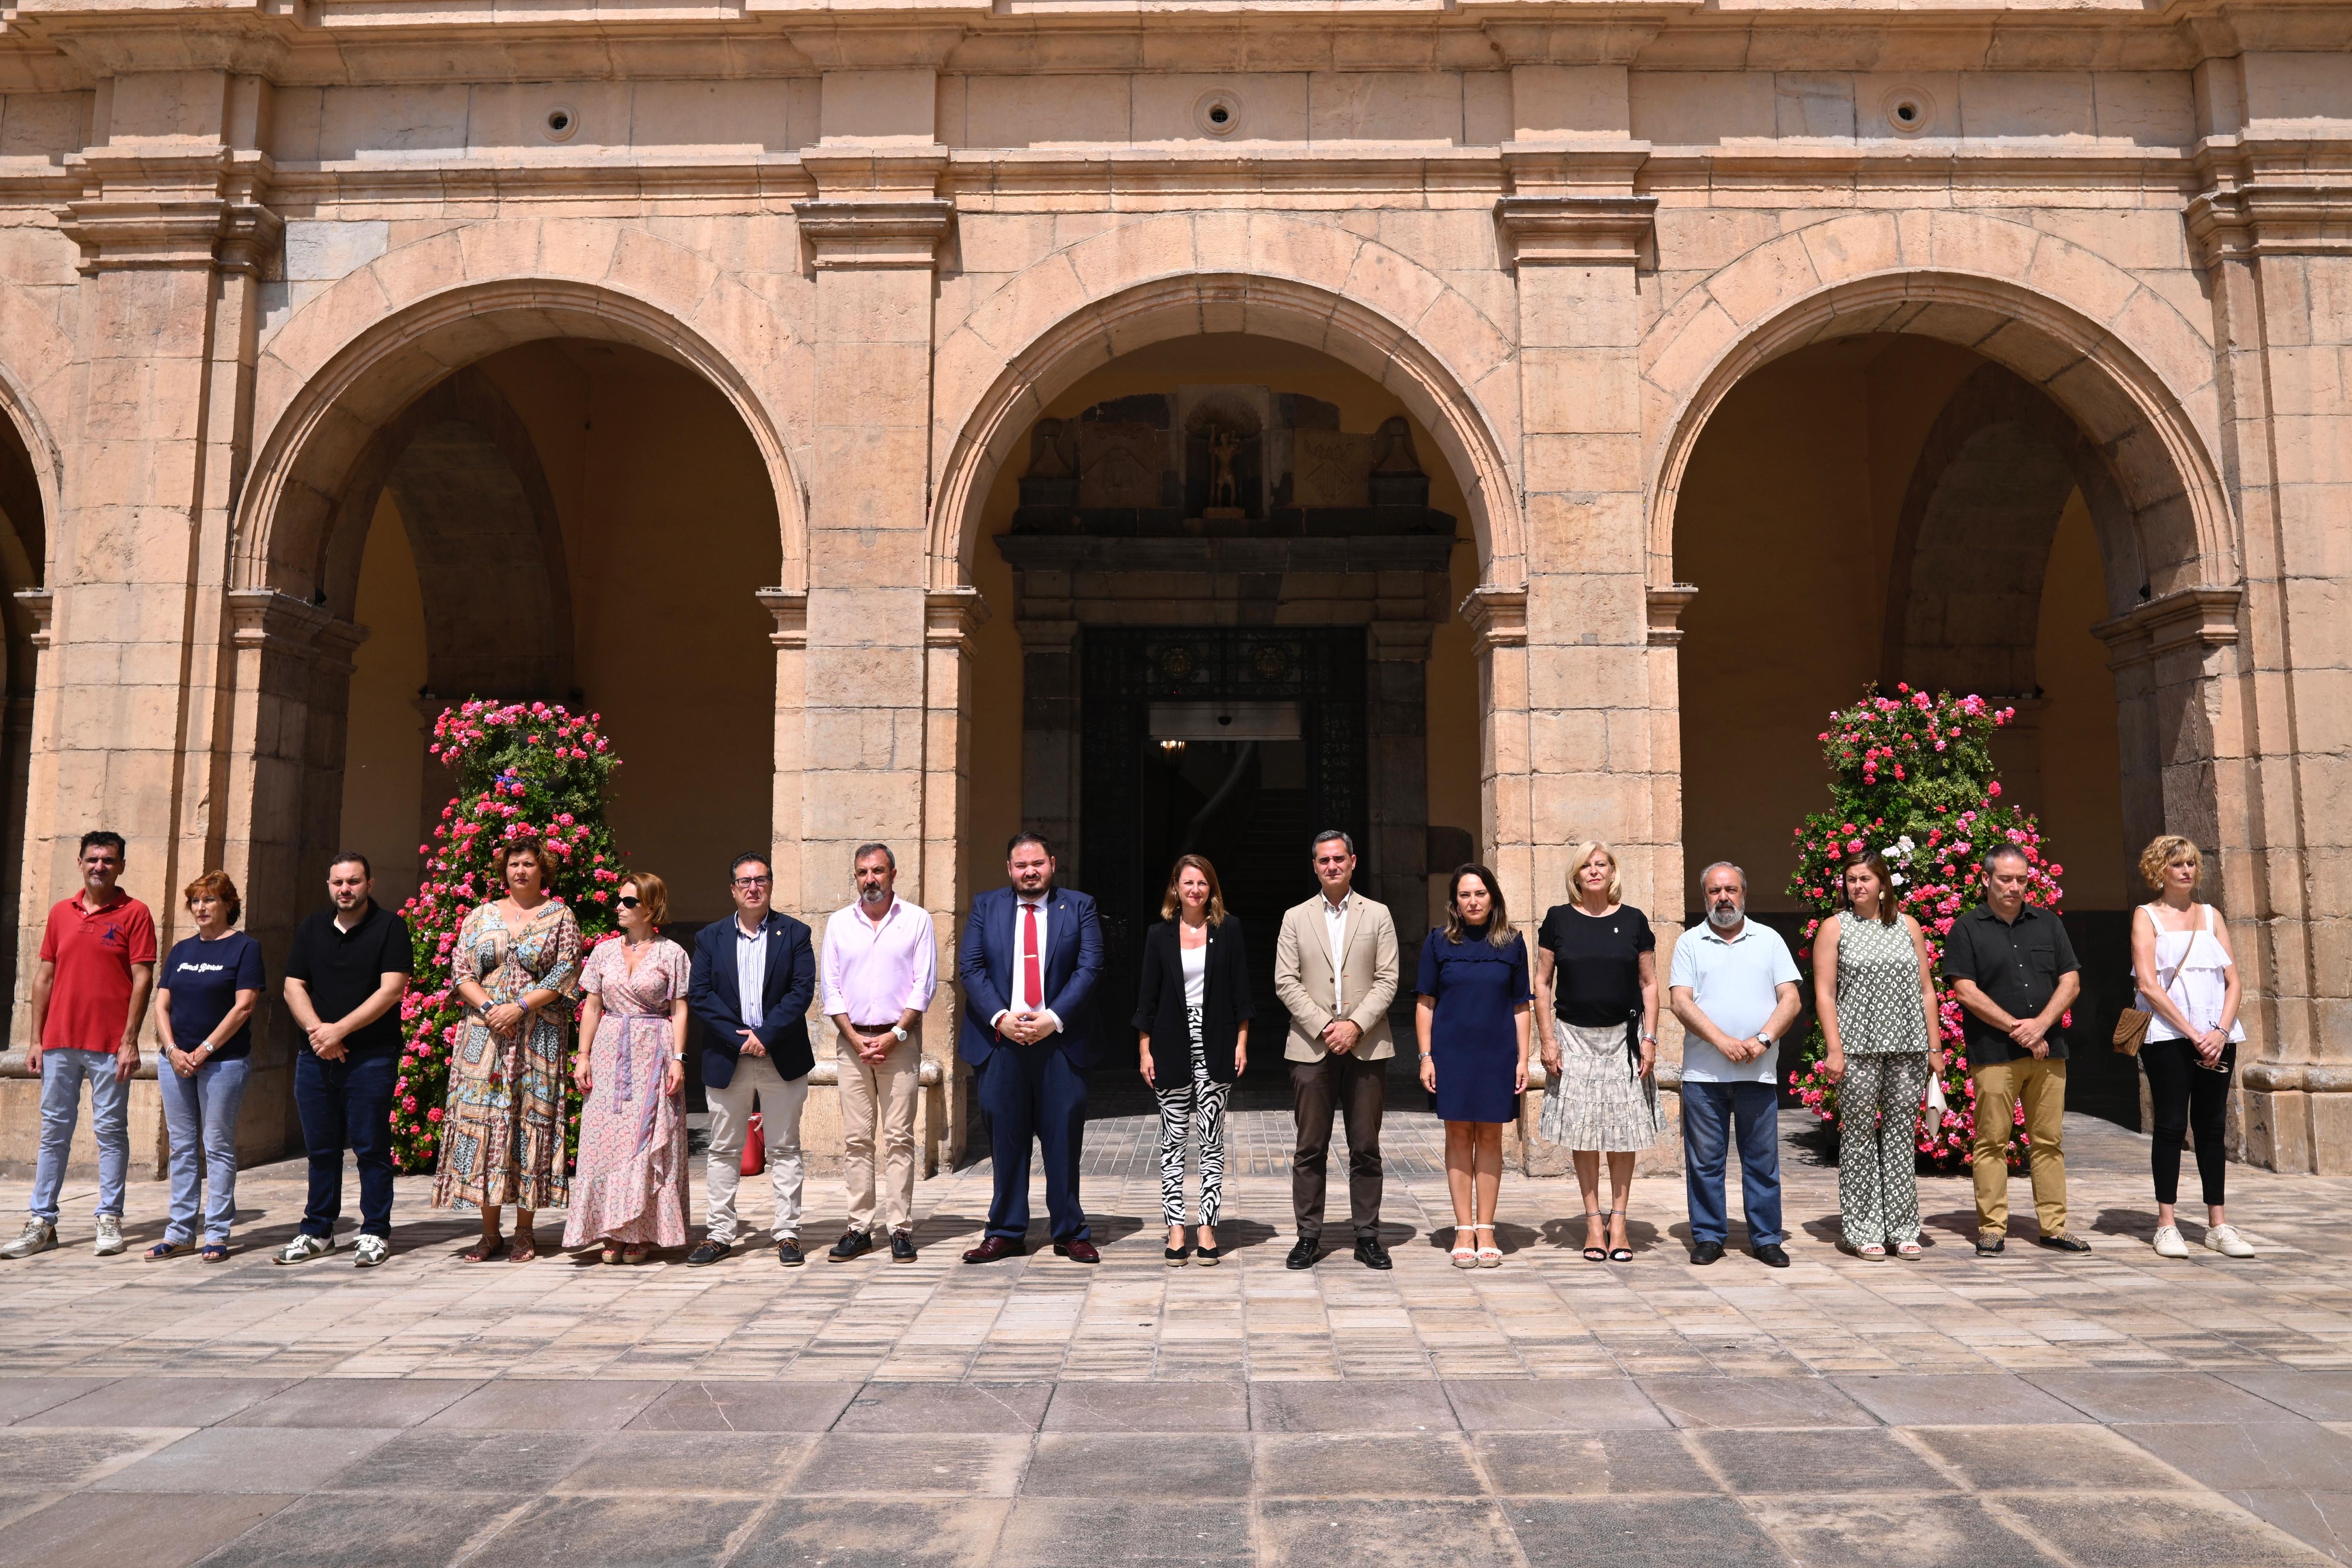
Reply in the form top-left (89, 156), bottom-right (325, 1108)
top-left (2, 1106), bottom-right (2349, 1568)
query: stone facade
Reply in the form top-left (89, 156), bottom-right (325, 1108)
top-left (0, 0), bottom-right (2345, 1176)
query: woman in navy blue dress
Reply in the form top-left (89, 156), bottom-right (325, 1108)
top-left (1416, 864), bottom-right (1533, 1268)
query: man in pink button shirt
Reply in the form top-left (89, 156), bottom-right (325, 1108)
top-left (821, 842), bottom-right (939, 1263)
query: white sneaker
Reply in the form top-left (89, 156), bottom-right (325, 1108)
top-left (2204, 1224), bottom-right (2256, 1258)
top-left (2152, 1225), bottom-right (2190, 1259)
top-left (0, 1220), bottom-right (56, 1259)
top-left (93, 1216), bottom-right (125, 1257)
top-left (353, 1235), bottom-right (390, 1268)
top-left (273, 1233), bottom-right (337, 1265)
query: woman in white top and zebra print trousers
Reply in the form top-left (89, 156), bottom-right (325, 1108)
top-left (1134, 855), bottom-right (1255, 1267)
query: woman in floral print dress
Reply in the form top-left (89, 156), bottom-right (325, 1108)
top-left (435, 838), bottom-right (582, 1262)
top-left (563, 872), bottom-right (692, 1262)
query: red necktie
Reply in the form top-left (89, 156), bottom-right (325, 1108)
top-left (1023, 903), bottom-right (1043, 1011)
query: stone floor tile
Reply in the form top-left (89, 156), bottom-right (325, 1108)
top-left (1257, 1498), bottom-right (1521, 1568)
top-left (1744, 1495), bottom-right (2053, 1567)
top-left (1636, 1376), bottom-right (1876, 1429)
top-left (2222, 1490), bottom-right (2352, 1564)
top-left (729, 1498), bottom-right (1013, 1568)
top-left (548, 1432), bottom-right (813, 1495)
top-left (223, 1379), bottom-right (481, 1429)
top-left (2025, 1369), bottom-right (2303, 1425)
top-left (187, 1490), bottom-right (532, 1568)
top-left (0, 1428), bottom-right (183, 1489)
top-left (2219, 1371), bottom-right (2352, 1421)
top-left (624, 1381), bottom-right (858, 1432)
top-left (90, 1426), bottom-right (401, 1493)
top-left (323, 1430), bottom-right (605, 1492)
top-left (793, 1433), bottom-right (1031, 1496)
top-left (20, 1376), bottom-right (295, 1430)
top-left (2115, 1422), bottom-right (2352, 1492)
top-left (461, 1494), bottom-right (761, 1568)
top-left (1443, 1378), bottom-right (1668, 1431)
top-left (832, 1381), bottom-right (1052, 1433)
top-left (425, 1379), bottom-right (670, 1430)
top-left (1908, 1423), bottom-right (2194, 1490)
top-left (1023, 1433), bottom-right (1250, 1497)
top-left (0, 1492), bottom-right (295, 1568)
top-left (1471, 1432), bottom-right (1720, 1496)
top-left (0, 1377), bottom-right (120, 1425)
top-left (2000, 1493), bottom-right (2329, 1565)
top-left (1249, 1380), bottom-right (1458, 1433)
top-left (1043, 1379), bottom-right (1250, 1432)
top-left (1253, 1433), bottom-right (1484, 1498)
top-left (997, 1497), bottom-right (1254, 1566)
top-left (1501, 1496), bottom-right (1792, 1568)
top-left (1830, 1372), bottom-right (2090, 1426)
top-left (1693, 1428), bottom-right (1955, 1495)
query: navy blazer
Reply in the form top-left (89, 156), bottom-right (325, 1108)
top-left (688, 911), bottom-right (817, 1089)
top-left (957, 885), bottom-right (1103, 1069)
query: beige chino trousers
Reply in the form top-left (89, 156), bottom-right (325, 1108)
top-left (837, 1030), bottom-right (922, 1236)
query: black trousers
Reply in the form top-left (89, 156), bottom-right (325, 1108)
top-left (1291, 1051), bottom-right (1385, 1240)
top-left (2143, 1038), bottom-right (2234, 1207)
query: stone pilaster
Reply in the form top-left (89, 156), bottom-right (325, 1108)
top-left (1368, 621), bottom-right (1434, 950)
top-left (924, 585), bottom-right (987, 1162)
top-left (1015, 617), bottom-right (1081, 872)
top-left (1461, 586), bottom-right (1530, 906)
top-left (7, 590), bottom-right (54, 1049)
top-left (758, 587), bottom-right (809, 924)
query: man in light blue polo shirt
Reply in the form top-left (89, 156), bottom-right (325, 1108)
top-left (1669, 861), bottom-right (1802, 1268)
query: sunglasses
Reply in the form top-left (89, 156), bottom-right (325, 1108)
top-left (617, 896), bottom-right (641, 910)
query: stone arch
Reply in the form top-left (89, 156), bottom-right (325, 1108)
top-left (239, 258), bottom-right (807, 598)
top-left (1882, 361), bottom-right (2134, 696)
top-left (929, 229), bottom-right (1522, 590)
top-left (1642, 216), bottom-right (2233, 611)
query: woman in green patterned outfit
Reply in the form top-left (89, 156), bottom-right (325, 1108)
top-left (1812, 849), bottom-right (1942, 1260)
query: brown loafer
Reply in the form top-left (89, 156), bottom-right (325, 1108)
top-left (961, 1235), bottom-right (1026, 1264)
top-left (1053, 1239), bottom-right (1101, 1264)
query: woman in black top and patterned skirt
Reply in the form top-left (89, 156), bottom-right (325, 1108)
top-left (1133, 855), bottom-right (1253, 1265)
top-left (1535, 841), bottom-right (1660, 1263)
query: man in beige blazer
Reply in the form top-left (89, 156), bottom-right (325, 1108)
top-left (1273, 830), bottom-right (1400, 1271)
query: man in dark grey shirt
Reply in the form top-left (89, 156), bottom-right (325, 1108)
top-left (1942, 844), bottom-right (2083, 1257)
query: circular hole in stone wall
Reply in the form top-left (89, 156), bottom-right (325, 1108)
top-left (543, 105), bottom-right (579, 142)
top-left (1881, 87), bottom-right (1935, 137)
top-left (1194, 91), bottom-right (1243, 137)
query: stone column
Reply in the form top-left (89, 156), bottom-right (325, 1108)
top-left (757, 588), bottom-right (809, 928)
top-left (924, 586), bottom-right (987, 1164)
top-left (1017, 617), bottom-right (1081, 869)
top-left (6, 590), bottom-right (53, 1048)
top-left (1368, 621), bottom-right (1433, 954)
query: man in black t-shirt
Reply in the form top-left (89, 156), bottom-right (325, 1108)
top-left (1942, 844), bottom-right (2084, 1258)
top-left (278, 853), bottom-right (413, 1268)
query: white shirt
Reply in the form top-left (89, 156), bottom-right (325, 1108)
top-left (990, 894), bottom-right (1063, 1036)
top-left (1322, 894), bottom-right (1350, 1013)
top-left (1181, 939), bottom-right (1207, 1008)
top-left (734, 915), bottom-right (769, 1030)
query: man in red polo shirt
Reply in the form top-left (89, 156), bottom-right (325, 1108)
top-left (2, 831), bottom-right (157, 1259)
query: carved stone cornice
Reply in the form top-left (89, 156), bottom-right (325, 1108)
top-left (1645, 583), bottom-right (1698, 647)
top-left (756, 588), bottom-right (809, 651)
top-left (1459, 586), bottom-right (1527, 651)
top-left (2093, 585), bottom-right (2242, 669)
top-left (57, 149), bottom-right (281, 276)
top-left (225, 589), bottom-right (342, 662)
top-left (1494, 174), bottom-right (1656, 268)
top-left (924, 586), bottom-right (990, 649)
top-left (1476, 18), bottom-right (1667, 67)
top-left (14, 589), bottom-right (53, 652)
top-left (792, 197), bottom-right (956, 269)
top-left (2187, 139), bottom-right (2352, 265)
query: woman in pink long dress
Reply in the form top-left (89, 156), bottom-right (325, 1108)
top-left (563, 873), bottom-right (692, 1262)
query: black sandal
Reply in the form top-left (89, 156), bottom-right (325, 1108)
top-left (1164, 1245), bottom-right (1193, 1266)
top-left (1581, 1210), bottom-right (1609, 1262)
top-left (1608, 1207), bottom-right (1634, 1262)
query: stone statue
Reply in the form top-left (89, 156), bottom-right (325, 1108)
top-left (1208, 426), bottom-right (1240, 509)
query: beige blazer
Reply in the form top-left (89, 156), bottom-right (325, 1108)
top-left (1274, 890), bottom-right (1400, 1062)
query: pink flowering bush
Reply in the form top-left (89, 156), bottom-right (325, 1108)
top-left (390, 700), bottom-right (625, 1173)
top-left (1785, 686), bottom-right (2066, 1173)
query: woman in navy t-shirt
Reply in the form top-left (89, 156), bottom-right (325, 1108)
top-left (1415, 864), bottom-right (1533, 1269)
top-left (150, 872), bottom-right (265, 1261)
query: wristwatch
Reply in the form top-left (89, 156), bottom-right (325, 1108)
top-left (1755, 1032), bottom-right (1775, 1048)
top-left (891, 1025), bottom-right (909, 1042)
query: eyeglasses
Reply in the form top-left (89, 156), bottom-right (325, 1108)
top-left (617, 896), bottom-right (641, 909)
top-left (732, 875), bottom-right (772, 888)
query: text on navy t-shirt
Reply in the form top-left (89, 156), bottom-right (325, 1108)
top-left (161, 931), bottom-right (266, 1060)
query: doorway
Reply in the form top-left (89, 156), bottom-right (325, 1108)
top-left (1080, 627), bottom-right (1368, 1071)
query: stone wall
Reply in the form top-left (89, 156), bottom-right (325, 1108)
top-left (0, 2), bottom-right (2341, 1178)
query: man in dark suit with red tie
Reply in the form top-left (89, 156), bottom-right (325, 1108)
top-left (957, 832), bottom-right (1103, 1263)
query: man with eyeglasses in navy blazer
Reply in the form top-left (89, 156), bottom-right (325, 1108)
top-left (958, 832), bottom-right (1104, 1263)
top-left (686, 850), bottom-right (817, 1268)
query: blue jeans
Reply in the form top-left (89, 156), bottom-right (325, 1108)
top-left (1682, 1081), bottom-right (1783, 1247)
top-left (294, 1049), bottom-right (396, 1240)
top-left (29, 1050), bottom-right (130, 1224)
top-left (158, 1055), bottom-right (251, 1245)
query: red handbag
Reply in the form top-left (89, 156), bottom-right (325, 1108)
top-left (740, 1111), bottom-right (765, 1176)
